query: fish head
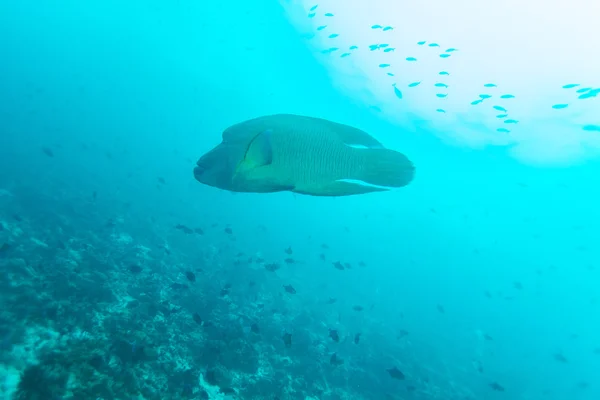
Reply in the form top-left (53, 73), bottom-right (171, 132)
top-left (194, 120), bottom-right (274, 192)
top-left (194, 141), bottom-right (244, 191)
top-left (195, 122), bottom-right (291, 193)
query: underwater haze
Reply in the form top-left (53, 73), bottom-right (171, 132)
top-left (1, 0), bottom-right (599, 399)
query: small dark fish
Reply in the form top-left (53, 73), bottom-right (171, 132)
top-left (330, 353), bottom-right (344, 366)
top-left (171, 283), bottom-right (188, 290)
top-left (283, 284), bottom-right (296, 294)
top-left (185, 271), bottom-right (196, 282)
top-left (321, 243), bottom-right (329, 249)
top-left (354, 333), bottom-right (361, 344)
top-left (158, 177), bottom-right (166, 184)
top-left (473, 359), bottom-right (484, 373)
top-left (329, 329), bottom-right (340, 342)
top-left (224, 227), bottom-right (233, 235)
top-left (194, 228), bottom-right (204, 235)
top-left (175, 224), bottom-right (194, 234)
top-left (265, 262), bottom-right (280, 272)
top-left (358, 261), bottom-right (366, 267)
top-left (92, 191), bottom-right (97, 200)
top-left (12, 214), bottom-right (22, 222)
top-left (554, 352), bottom-right (568, 363)
top-left (282, 332), bottom-right (292, 348)
top-left (406, 385), bottom-right (416, 392)
top-left (344, 262), bottom-right (352, 269)
top-left (220, 285), bottom-right (231, 296)
top-left (250, 323), bottom-right (260, 334)
top-left (285, 246), bottom-right (293, 255)
top-left (387, 366), bottom-right (405, 380)
top-left (284, 257), bottom-right (295, 264)
top-left (397, 329), bottom-right (409, 339)
top-left (577, 381), bottom-right (589, 389)
top-left (484, 333), bottom-right (493, 341)
top-left (484, 290), bottom-right (492, 298)
top-left (42, 146), bottom-right (54, 157)
top-left (437, 304), bottom-right (445, 313)
top-left (326, 297), bottom-right (337, 304)
top-left (192, 312), bottom-right (202, 325)
top-left (513, 281), bottom-right (523, 290)
top-left (489, 382), bottom-right (504, 391)
top-left (128, 264), bottom-right (143, 274)
top-left (352, 305), bottom-right (364, 312)
top-left (319, 253), bottom-right (326, 261)
top-left (333, 261), bottom-right (344, 270)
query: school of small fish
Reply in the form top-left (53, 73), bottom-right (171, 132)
top-left (304, 4), bottom-right (599, 135)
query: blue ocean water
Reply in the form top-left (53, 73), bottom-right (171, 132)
top-left (0, 0), bottom-right (599, 399)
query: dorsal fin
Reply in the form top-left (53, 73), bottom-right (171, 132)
top-left (302, 115), bottom-right (384, 148)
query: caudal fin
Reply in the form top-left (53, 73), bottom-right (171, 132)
top-left (360, 148), bottom-right (415, 188)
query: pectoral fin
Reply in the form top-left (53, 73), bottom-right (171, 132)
top-left (234, 129), bottom-right (273, 177)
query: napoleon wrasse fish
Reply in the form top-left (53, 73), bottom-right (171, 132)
top-left (193, 114), bottom-right (415, 196)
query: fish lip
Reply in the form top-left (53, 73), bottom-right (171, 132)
top-left (193, 165), bottom-right (205, 179)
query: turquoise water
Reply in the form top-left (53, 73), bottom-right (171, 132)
top-left (0, 0), bottom-right (598, 399)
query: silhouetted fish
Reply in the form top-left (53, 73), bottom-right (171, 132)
top-left (333, 261), bottom-right (344, 270)
top-left (554, 352), bottom-right (568, 363)
top-left (397, 329), bottom-right (409, 339)
top-left (185, 271), bottom-right (196, 282)
top-left (513, 281), bottom-right (523, 290)
top-left (192, 312), bottom-right (202, 325)
top-left (387, 366), bottom-right (405, 380)
top-left (42, 146), bottom-right (54, 157)
top-left (175, 224), bottom-right (194, 234)
top-left (220, 283), bottom-right (232, 297)
top-left (265, 262), bottom-right (280, 272)
top-left (330, 353), bottom-right (344, 366)
top-left (489, 382), bottom-right (505, 391)
top-left (283, 284), bottom-right (296, 294)
top-left (329, 329), bottom-right (340, 342)
top-left (282, 332), bottom-right (292, 348)
top-left (128, 264), bottom-right (143, 274)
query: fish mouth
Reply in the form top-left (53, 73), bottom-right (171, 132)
top-left (193, 164), bottom-right (205, 180)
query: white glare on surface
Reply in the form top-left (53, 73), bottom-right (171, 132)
top-left (283, 0), bottom-right (600, 166)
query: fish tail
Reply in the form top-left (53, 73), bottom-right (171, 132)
top-left (359, 148), bottom-right (415, 188)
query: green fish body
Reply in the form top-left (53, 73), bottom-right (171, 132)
top-left (194, 114), bottom-right (414, 196)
